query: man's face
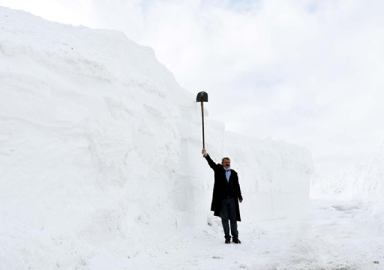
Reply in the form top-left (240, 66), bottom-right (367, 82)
top-left (222, 159), bottom-right (230, 168)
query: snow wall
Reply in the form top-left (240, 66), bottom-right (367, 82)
top-left (311, 149), bottom-right (384, 215)
top-left (311, 151), bottom-right (384, 232)
top-left (0, 7), bottom-right (313, 269)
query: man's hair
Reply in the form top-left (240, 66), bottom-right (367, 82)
top-left (222, 157), bottom-right (230, 163)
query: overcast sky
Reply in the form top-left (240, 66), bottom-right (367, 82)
top-left (1, 0), bottom-right (383, 173)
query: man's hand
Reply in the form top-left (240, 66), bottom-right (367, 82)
top-left (239, 199), bottom-right (243, 203)
top-left (202, 149), bottom-right (208, 157)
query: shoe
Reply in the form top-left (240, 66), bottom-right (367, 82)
top-left (225, 238), bottom-right (231, 244)
top-left (233, 238), bottom-right (241, 244)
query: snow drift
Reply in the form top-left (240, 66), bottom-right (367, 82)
top-left (311, 152), bottom-right (384, 201)
top-left (311, 148), bottom-right (384, 222)
top-left (0, 7), bottom-right (313, 269)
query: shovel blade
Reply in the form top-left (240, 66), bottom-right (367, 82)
top-left (196, 91), bottom-right (208, 102)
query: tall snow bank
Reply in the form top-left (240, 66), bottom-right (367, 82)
top-left (311, 150), bottom-right (384, 201)
top-left (311, 149), bottom-right (384, 224)
top-left (0, 7), bottom-right (313, 269)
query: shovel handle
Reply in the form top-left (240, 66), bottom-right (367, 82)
top-left (201, 101), bottom-right (205, 149)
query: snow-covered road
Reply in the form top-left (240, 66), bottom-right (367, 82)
top-left (89, 199), bottom-right (384, 270)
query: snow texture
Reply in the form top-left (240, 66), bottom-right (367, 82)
top-left (312, 149), bottom-right (384, 224)
top-left (0, 7), bottom-right (315, 269)
top-left (311, 150), bottom-right (384, 202)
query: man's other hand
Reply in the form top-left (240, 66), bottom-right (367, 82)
top-left (202, 149), bottom-right (207, 157)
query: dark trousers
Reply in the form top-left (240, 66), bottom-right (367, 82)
top-left (220, 197), bottom-right (238, 239)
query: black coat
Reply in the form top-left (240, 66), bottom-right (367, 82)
top-left (205, 154), bottom-right (243, 221)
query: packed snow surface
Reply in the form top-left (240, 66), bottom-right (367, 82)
top-left (1, 6), bottom-right (382, 270)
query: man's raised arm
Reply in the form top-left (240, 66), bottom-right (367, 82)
top-left (202, 149), bottom-right (216, 170)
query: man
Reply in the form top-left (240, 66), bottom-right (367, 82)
top-left (202, 149), bottom-right (243, 244)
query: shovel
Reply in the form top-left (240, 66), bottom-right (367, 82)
top-left (196, 91), bottom-right (208, 149)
